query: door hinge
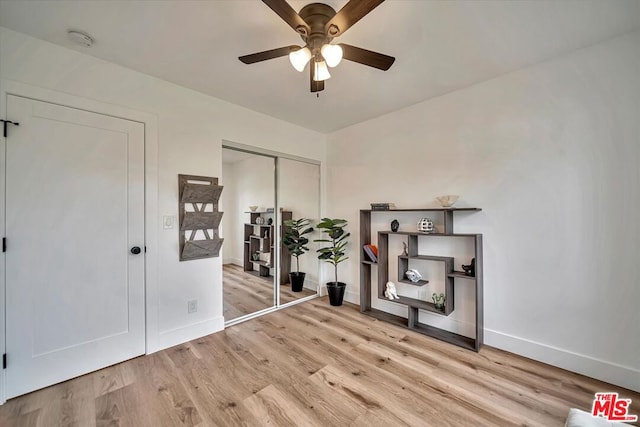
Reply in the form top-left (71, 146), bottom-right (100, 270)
top-left (144, 246), bottom-right (147, 253)
top-left (2, 237), bottom-right (5, 253)
top-left (0, 119), bottom-right (20, 138)
top-left (2, 354), bottom-right (6, 369)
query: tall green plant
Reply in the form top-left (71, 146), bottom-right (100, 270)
top-left (315, 218), bottom-right (350, 284)
top-left (282, 218), bottom-right (314, 274)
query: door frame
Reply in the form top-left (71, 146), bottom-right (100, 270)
top-left (0, 80), bottom-right (159, 404)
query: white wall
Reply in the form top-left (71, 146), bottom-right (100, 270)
top-left (0, 26), bottom-right (325, 373)
top-left (227, 155), bottom-right (276, 264)
top-left (326, 32), bottom-right (640, 391)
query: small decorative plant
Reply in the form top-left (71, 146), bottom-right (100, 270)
top-left (315, 218), bottom-right (350, 305)
top-left (432, 292), bottom-right (446, 310)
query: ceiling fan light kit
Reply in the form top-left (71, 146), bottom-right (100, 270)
top-left (313, 60), bottom-right (331, 81)
top-left (239, 0), bottom-right (395, 93)
top-left (289, 46), bottom-right (312, 71)
top-left (320, 43), bottom-right (343, 67)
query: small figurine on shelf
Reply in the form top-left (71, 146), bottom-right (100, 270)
top-left (252, 252), bottom-right (260, 261)
top-left (405, 269), bottom-right (422, 283)
top-left (384, 281), bottom-right (399, 300)
top-left (417, 217), bottom-right (435, 233)
top-left (432, 293), bottom-right (446, 310)
top-left (255, 216), bottom-right (264, 225)
top-left (391, 219), bottom-right (399, 232)
top-left (462, 258), bottom-right (476, 277)
top-left (402, 242), bottom-right (408, 256)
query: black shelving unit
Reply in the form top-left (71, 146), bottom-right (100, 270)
top-left (243, 210), bottom-right (292, 284)
top-left (360, 208), bottom-right (483, 352)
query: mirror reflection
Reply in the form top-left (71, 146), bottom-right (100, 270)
top-left (221, 148), bottom-right (321, 323)
top-left (278, 158), bottom-right (321, 302)
top-left (221, 148), bottom-right (276, 321)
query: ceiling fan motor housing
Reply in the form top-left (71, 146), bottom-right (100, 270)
top-left (298, 3), bottom-right (337, 53)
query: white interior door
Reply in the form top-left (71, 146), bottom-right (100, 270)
top-left (5, 95), bottom-right (145, 398)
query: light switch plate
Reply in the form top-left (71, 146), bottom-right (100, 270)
top-left (163, 215), bottom-right (175, 229)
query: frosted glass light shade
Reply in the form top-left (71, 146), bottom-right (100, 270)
top-left (321, 44), bottom-right (343, 67)
top-left (289, 47), bottom-right (311, 72)
top-left (313, 60), bottom-right (331, 81)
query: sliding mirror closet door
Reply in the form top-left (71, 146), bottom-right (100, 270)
top-left (278, 158), bottom-right (321, 303)
top-left (221, 148), bottom-right (277, 321)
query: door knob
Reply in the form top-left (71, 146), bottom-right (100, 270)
top-left (130, 246), bottom-right (142, 255)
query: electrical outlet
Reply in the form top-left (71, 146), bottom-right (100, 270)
top-left (188, 300), bottom-right (197, 314)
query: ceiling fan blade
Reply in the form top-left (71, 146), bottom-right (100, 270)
top-left (339, 43), bottom-right (395, 71)
top-left (325, 0), bottom-right (385, 37)
top-left (262, 0), bottom-right (310, 36)
top-left (310, 60), bottom-right (325, 93)
top-left (239, 45), bottom-right (299, 64)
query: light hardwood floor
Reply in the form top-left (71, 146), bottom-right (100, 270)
top-left (224, 264), bottom-right (316, 321)
top-left (1, 298), bottom-right (638, 426)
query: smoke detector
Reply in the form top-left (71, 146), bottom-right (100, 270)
top-left (67, 30), bottom-right (93, 47)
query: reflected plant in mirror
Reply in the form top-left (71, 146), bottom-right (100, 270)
top-left (282, 218), bottom-right (314, 292)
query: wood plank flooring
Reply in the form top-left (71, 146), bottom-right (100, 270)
top-left (223, 264), bottom-right (316, 321)
top-left (1, 298), bottom-right (638, 426)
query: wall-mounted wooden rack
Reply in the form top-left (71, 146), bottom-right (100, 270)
top-left (178, 174), bottom-right (224, 261)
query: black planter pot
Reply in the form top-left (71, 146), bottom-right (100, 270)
top-left (326, 282), bottom-right (346, 306)
top-left (289, 272), bottom-right (306, 292)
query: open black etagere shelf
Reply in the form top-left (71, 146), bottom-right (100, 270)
top-left (360, 208), bottom-right (483, 352)
top-left (243, 210), bottom-right (292, 285)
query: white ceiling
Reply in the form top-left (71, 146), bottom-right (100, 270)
top-left (1, 0), bottom-right (638, 133)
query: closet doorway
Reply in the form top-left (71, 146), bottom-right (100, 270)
top-left (220, 145), bottom-right (320, 324)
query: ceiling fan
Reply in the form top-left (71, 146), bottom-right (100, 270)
top-left (239, 0), bottom-right (395, 93)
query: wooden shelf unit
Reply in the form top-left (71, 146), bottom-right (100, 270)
top-left (243, 210), bottom-right (292, 284)
top-left (360, 208), bottom-right (484, 352)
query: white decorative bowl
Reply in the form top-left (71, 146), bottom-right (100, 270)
top-left (249, 205), bottom-right (258, 212)
top-left (436, 195), bottom-right (459, 208)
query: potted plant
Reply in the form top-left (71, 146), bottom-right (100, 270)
top-left (315, 218), bottom-right (350, 306)
top-left (282, 218), bottom-right (314, 292)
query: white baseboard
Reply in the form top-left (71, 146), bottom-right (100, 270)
top-left (223, 258), bottom-right (242, 266)
top-left (150, 316), bottom-right (225, 353)
top-left (344, 289), bottom-right (359, 304)
top-left (485, 329), bottom-right (640, 393)
top-left (302, 280), bottom-right (319, 292)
